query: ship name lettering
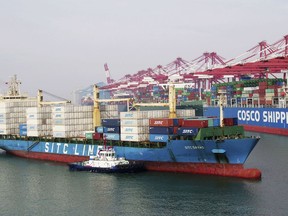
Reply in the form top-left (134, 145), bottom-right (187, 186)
top-left (185, 145), bottom-right (204, 150)
top-left (238, 110), bottom-right (260, 122)
top-left (88, 145), bottom-right (95, 155)
top-left (63, 143), bottom-right (68, 154)
top-left (263, 111), bottom-right (288, 124)
top-left (44, 142), bottom-right (49, 152)
top-left (82, 144), bottom-right (86, 155)
top-left (74, 144), bottom-right (80, 155)
top-left (56, 143), bottom-right (61, 153)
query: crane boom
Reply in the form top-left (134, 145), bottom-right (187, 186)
top-left (37, 90), bottom-right (71, 107)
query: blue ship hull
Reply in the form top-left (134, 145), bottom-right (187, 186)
top-left (0, 138), bottom-right (258, 165)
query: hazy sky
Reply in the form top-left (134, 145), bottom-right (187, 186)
top-left (0, 0), bottom-right (287, 99)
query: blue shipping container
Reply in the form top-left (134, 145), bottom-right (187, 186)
top-left (213, 118), bottom-right (220, 127)
top-left (103, 133), bottom-right (120, 141)
top-left (149, 127), bottom-right (174, 134)
top-left (177, 127), bottom-right (198, 136)
top-left (95, 126), bottom-right (103, 133)
top-left (19, 124), bottom-right (27, 130)
top-left (149, 134), bottom-right (169, 142)
top-left (102, 119), bottom-right (120, 126)
top-left (19, 129), bottom-right (27, 136)
top-left (103, 126), bottom-right (120, 133)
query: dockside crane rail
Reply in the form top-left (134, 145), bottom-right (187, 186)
top-left (37, 90), bottom-right (71, 107)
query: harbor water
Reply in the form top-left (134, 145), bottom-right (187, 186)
top-left (0, 132), bottom-right (287, 216)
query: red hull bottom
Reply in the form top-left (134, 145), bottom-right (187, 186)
top-left (144, 162), bottom-right (261, 180)
top-left (8, 150), bottom-right (89, 163)
top-left (7, 150), bottom-right (261, 180)
top-left (243, 125), bottom-right (288, 136)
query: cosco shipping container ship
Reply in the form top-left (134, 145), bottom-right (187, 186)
top-left (203, 79), bottom-right (288, 136)
top-left (0, 76), bottom-right (261, 179)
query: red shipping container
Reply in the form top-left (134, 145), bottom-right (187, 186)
top-left (173, 127), bottom-right (178, 134)
top-left (181, 119), bottom-right (208, 128)
top-left (93, 133), bottom-right (103, 140)
top-left (149, 118), bottom-right (174, 127)
top-left (259, 99), bottom-right (266, 105)
top-left (224, 118), bottom-right (234, 126)
top-left (259, 82), bottom-right (268, 87)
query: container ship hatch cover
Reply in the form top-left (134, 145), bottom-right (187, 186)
top-left (0, 78), bottom-right (261, 179)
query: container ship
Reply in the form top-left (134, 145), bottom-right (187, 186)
top-left (0, 75), bottom-right (261, 179)
top-left (203, 78), bottom-right (288, 136)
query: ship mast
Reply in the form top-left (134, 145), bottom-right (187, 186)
top-left (218, 89), bottom-right (226, 127)
top-left (5, 74), bottom-right (21, 96)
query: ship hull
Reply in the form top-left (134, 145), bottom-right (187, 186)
top-left (0, 138), bottom-right (260, 179)
top-left (204, 107), bottom-right (288, 136)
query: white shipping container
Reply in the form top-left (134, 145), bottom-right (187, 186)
top-left (176, 109), bottom-right (195, 118)
top-left (147, 110), bottom-right (170, 118)
top-left (52, 131), bottom-right (68, 138)
top-left (120, 119), bottom-right (149, 126)
top-left (53, 125), bottom-right (69, 132)
top-left (0, 124), bottom-right (9, 130)
top-left (120, 126), bottom-right (149, 134)
top-left (0, 129), bottom-right (11, 135)
top-left (100, 111), bottom-right (119, 119)
top-left (27, 124), bottom-right (42, 131)
top-left (0, 118), bottom-right (9, 124)
top-left (120, 133), bottom-right (149, 142)
top-left (52, 105), bottom-right (74, 113)
top-left (0, 107), bottom-right (11, 113)
top-left (120, 111), bottom-right (149, 119)
top-left (0, 113), bottom-right (8, 118)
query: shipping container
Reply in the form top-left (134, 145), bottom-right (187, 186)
top-left (101, 119), bottom-right (120, 126)
top-left (85, 131), bottom-right (94, 139)
top-left (180, 119), bottom-right (208, 128)
top-left (149, 118), bottom-right (175, 127)
top-left (120, 119), bottom-right (149, 126)
top-left (177, 127), bottom-right (198, 136)
top-left (103, 126), bottom-right (120, 133)
top-left (95, 126), bottom-right (104, 133)
top-left (120, 133), bottom-right (149, 142)
top-left (120, 126), bottom-right (149, 134)
top-left (149, 134), bottom-right (169, 142)
top-left (149, 126), bottom-right (174, 134)
top-left (103, 133), bottom-right (120, 141)
top-left (93, 133), bottom-right (103, 140)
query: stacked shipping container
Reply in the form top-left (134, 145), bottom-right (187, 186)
top-left (0, 100), bottom-right (37, 135)
top-left (210, 79), bottom-right (285, 107)
top-left (51, 105), bottom-right (93, 138)
top-left (26, 107), bottom-right (52, 137)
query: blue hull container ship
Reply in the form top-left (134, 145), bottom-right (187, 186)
top-left (0, 76), bottom-right (261, 179)
top-left (203, 79), bottom-right (288, 136)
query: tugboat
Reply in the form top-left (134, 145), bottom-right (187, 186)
top-left (68, 147), bottom-right (144, 173)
